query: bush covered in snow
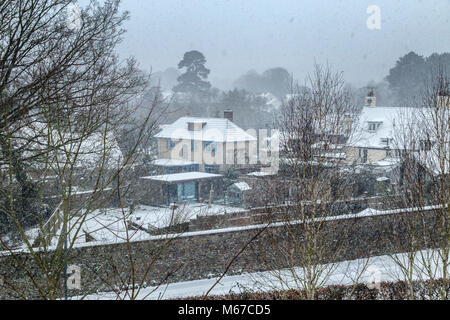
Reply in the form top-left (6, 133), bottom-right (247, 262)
top-left (189, 279), bottom-right (449, 300)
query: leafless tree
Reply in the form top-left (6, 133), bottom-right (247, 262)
top-left (0, 0), bottom-right (169, 299)
top-left (388, 65), bottom-right (449, 299)
top-left (254, 63), bottom-right (366, 299)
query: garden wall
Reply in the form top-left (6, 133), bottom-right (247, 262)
top-left (0, 206), bottom-right (442, 299)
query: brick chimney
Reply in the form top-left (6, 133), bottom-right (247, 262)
top-left (224, 110), bottom-right (233, 122)
top-left (365, 89), bottom-right (376, 107)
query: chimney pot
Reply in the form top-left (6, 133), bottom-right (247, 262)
top-left (224, 110), bottom-right (233, 122)
top-left (365, 90), bottom-right (376, 107)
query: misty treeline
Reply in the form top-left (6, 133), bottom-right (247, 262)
top-left (353, 51), bottom-right (450, 107)
top-left (146, 51), bottom-right (290, 129)
top-left (386, 52), bottom-right (450, 100)
top-left (147, 50), bottom-right (450, 131)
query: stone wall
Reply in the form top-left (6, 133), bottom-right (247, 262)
top-left (0, 206), bottom-right (443, 299)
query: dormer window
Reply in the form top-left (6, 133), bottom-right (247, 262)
top-left (188, 121), bottom-right (207, 131)
top-left (367, 121), bottom-right (382, 132)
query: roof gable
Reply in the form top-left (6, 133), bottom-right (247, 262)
top-left (350, 106), bottom-right (427, 149)
top-left (155, 117), bottom-right (257, 142)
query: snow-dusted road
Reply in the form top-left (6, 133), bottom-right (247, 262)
top-left (77, 249), bottom-right (447, 300)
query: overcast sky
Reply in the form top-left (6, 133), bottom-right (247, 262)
top-left (112, 0), bottom-right (450, 89)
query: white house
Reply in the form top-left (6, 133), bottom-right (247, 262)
top-left (346, 93), bottom-right (428, 165)
top-left (154, 111), bottom-right (257, 173)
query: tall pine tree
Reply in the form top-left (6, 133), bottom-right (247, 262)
top-left (173, 50), bottom-right (211, 95)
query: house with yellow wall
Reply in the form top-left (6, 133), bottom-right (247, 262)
top-left (346, 92), bottom-right (433, 165)
top-left (154, 111), bottom-right (257, 173)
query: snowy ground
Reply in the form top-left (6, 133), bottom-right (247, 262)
top-left (75, 248), bottom-right (448, 300)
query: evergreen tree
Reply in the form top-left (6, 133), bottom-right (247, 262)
top-left (173, 50), bottom-right (211, 95)
top-left (233, 67), bottom-right (291, 98)
top-left (386, 51), bottom-right (450, 102)
top-left (426, 53), bottom-right (450, 75)
top-left (261, 67), bottom-right (291, 98)
top-left (386, 51), bottom-right (427, 100)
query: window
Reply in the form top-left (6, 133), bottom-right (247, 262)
top-left (188, 164), bottom-right (196, 172)
top-left (380, 138), bottom-right (392, 146)
top-left (205, 165), bottom-right (219, 173)
top-left (191, 140), bottom-right (196, 152)
top-left (203, 141), bottom-right (216, 155)
top-left (180, 144), bottom-right (188, 159)
top-left (367, 121), bottom-right (382, 132)
top-left (177, 181), bottom-right (197, 201)
top-left (359, 148), bottom-right (368, 163)
top-left (166, 139), bottom-right (175, 150)
top-left (188, 122), bottom-right (206, 131)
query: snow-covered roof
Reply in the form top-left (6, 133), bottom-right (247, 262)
top-left (259, 92), bottom-right (282, 111)
top-left (413, 149), bottom-right (450, 175)
top-left (141, 171), bottom-right (222, 183)
top-left (16, 203), bottom-right (246, 250)
top-left (231, 182), bottom-right (252, 191)
top-left (8, 203), bottom-right (444, 254)
top-left (152, 158), bottom-right (198, 167)
top-left (350, 106), bottom-right (427, 149)
top-left (12, 120), bottom-right (123, 169)
top-left (155, 117), bottom-right (257, 142)
top-left (68, 132), bottom-right (123, 167)
top-left (246, 170), bottom-right (275, 177)
top-left (371, 157), bottom-right (400, 167)
top-left (316, 152), bottom-right (347, 159)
